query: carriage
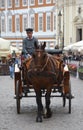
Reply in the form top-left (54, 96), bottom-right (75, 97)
top-left (14, 42), bottom-right (72, 122)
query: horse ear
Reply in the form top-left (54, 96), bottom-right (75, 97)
top-left (34, 41), bottom-right (39, 49)
top-left (42, 42), bottom-right (46, 49)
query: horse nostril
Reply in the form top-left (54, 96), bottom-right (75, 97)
top-left (34, 66), bottom-right (42, 72)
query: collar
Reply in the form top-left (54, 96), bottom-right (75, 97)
top-left (27, 36), bottom-right (33, 40)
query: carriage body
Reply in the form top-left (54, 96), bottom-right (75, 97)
top-left (14, 48), bottom-right (72, 121)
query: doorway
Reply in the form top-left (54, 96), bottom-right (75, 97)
top-left (76, 28), bottom-right (82, 42)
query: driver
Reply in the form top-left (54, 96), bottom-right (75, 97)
top-left (22, 28), bottom-right (38, 58)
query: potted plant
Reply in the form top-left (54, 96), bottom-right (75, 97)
top-left (78, 67), bottom-right (83, 80)
top-left (68, 63), bottom-right (77, 77)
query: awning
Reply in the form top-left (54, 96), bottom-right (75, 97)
top-left (0, 38), bottom-right (10, 51)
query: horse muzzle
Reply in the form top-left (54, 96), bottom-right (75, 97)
top-left (34, 66), bottom-right (43, 72)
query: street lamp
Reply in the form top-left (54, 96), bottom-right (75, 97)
top-left (58, 9), bottom-right (64, 50)
top-left (58, 10), bottom-right (62, 49)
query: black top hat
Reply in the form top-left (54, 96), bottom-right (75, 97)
top-left (26, 28), bottom-right (33, 32)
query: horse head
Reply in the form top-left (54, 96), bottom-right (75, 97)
top-left (32, 42), bottom-right (48, 71)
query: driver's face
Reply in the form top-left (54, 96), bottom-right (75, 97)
top-left (27, 32), bottom-right (33, 39)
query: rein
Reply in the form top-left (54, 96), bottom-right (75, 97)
top-left (41, 56), bottom-right (49, 71)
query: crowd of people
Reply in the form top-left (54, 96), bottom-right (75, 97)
top-left (63, 51), bottom-right (83, 64)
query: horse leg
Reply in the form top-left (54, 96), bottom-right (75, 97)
top-left (44, 89), bottom-right (52, 118)
top-left (35, 90), bottom-right (43, 122)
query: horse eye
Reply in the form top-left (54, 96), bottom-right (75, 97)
top-left (43, 54), bottom-right (46, 58)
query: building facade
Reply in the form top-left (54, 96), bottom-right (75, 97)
top-left (56, 0), bottom-right (83, 47)
top-left (0, 0), bottom-right (56, 51)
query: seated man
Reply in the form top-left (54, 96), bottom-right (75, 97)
top-left (21, 28), bottom-right (38, 92)
top-left (22, 28), bottom-right (38, 59)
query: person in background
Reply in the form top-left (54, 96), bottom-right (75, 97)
top-left (12, 50), bottom-right (16, 59)
top-left (9, 61), bottom-right (14, 79)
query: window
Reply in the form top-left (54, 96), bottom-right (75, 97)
top-left (38, 0), bottom-right (43, 4)
top-left (38, 14), bottom-right (43, 31)
top-left (1, 0), bottom-right (5, 8)
top-left (8, 0), bottom-right (12, 8)
top-left (15, 16), bottom-right (20, 31)
top-left (30, 0), bottom-right (35, 5)
top-left (46, 13), bottom-right (51, 31)
top-left (1, 17), bottom-right (5, 32)
top-left (15, 0), bottom-right (19, 7)
top-left (53, 14), bottom-right (56, 30)
top-left (8, 17), bottom-right (12, 32)
top-left (22, 0), bottom-right (27, 6)
top-left (23, 15), bottom-right (28, 31)
top-left (46, 0), bottom-right (51, 3)
top-left (30, 15), bottom-right (35, 30)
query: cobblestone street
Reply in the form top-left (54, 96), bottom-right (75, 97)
top-left (0, 75), bottom-right (83, 130)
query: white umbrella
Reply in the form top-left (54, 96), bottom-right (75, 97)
top-left (0, 38), bottom-right (11, 57)
top-left (71, 41), bottom-right (83, 51)
top-left (63, 44), bottom-right (74, 51)
top-left (0, 38), bottom-right (10, 51)
top-left (79, 46), bottom-right (83, 51)
top-left (64, 40), bottom-right (83, 51)
top-left (72, 46), bottom-right (81, 51)
top-left (73, 40), bottom-right (83, 47)
top-left (78, 46), bottom-right (83, 52)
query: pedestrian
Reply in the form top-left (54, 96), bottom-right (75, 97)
top-left (12, 50), bottom-right (16, 59)
top-left (22, 28), bottom-right (38, 58)
top-left (9, 61), bottom-right (14, 79)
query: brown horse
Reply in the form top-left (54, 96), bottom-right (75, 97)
top-left (24, 42), bottom-right (70, 122)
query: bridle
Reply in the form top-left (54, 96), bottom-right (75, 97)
top-left (32, 55), bottom-right (49, 72)
top-left (39, 56), bottom-right (49, 71)
top-left (28, 49), bottom-right (49, 72)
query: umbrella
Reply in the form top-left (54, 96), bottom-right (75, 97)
top-left (63, 40), bottom-right (83, 51)
top-left (63, 44), bottom-right (74, 51)
top-left (72, 40), bottom-right (83, 47)
top-left (0, 38), bottom-right (10, 50)
top-left (0, 38), bottom-right (11, 57)
top-left (78, 46), bottom-right (83, 54)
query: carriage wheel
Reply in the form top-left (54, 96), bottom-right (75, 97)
top-left (16, 80), bottom-right (21, 114)
top-left (68, 80), bottom-right (71, 114)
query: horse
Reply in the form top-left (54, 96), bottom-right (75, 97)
top-left (23, 42), bottom-right (71, 122)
